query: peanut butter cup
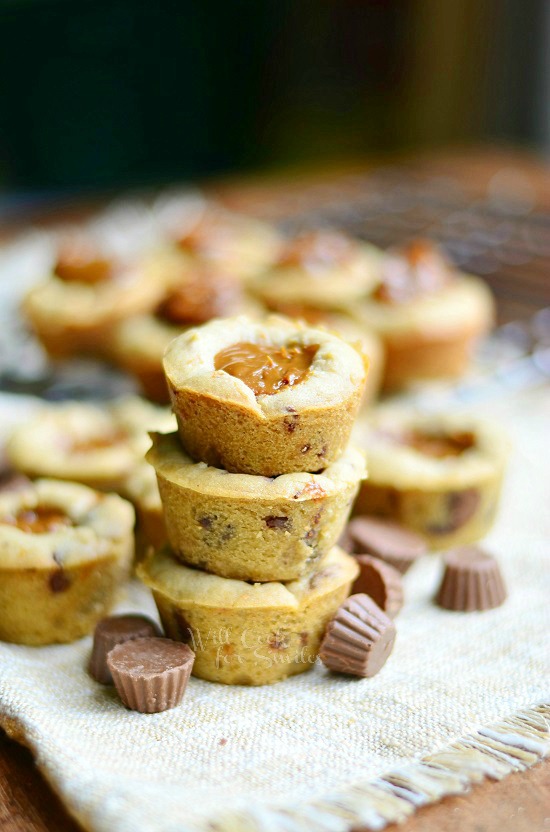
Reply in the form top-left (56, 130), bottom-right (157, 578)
top-left (107, 637), bottom-right (195, 712)
top-left (89, 615), bottom-right (162, 684)
top-left (319, 593), bottom-right (396, 678)
top-left (351, 555), bottom-right (404, 618)
top-left (345, 516), bottom-right (426, 574)
top-left (436, 545), bottom-right (507, 611)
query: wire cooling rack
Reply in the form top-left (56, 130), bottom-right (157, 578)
top-left (0, 166), bottom-right (549, 403)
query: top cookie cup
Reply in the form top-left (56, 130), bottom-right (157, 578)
top-left (164, 316), bottom-right (368, 476)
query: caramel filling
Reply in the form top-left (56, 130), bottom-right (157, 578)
top-left (403, 429), bottom-right (475, 459)
top-left (54, 241), bottom-right (114, 284)
top-left (276, 231), bottom-right (356, 271)
top-left (264, 300), bottom-right (329, 325)
top-left (175, 215), bottom-right (233, 257)
top-left (71, 431), bottom-right (127, 453)
top-left (374, 239), bottom-right (453, 304)
top-left (215, 341), bottom-right (318, 395)
top-left (156, 270), bottom-right (241, 326)
top-left (2, 506), bottom-right (73, 534)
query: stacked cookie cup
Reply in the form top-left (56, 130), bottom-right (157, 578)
top-left (138, 316), bottom-right (369, 685)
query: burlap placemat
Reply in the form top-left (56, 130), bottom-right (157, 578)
top-left (0, 387), bottom-right (549, 832)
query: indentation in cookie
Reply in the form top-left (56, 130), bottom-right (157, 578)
top-left (2, 506), bottom-right (73, 534)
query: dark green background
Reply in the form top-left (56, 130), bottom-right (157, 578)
top-left (0, 0), bottom-right (546, 195)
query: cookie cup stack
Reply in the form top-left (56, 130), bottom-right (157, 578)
top-left (138, 316), bottom-right (369, 684)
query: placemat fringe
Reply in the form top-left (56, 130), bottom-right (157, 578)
top-left (214, 704), bottom-right (550, 832)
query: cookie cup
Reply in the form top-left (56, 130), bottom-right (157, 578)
top-left (23, 252), bottom-right (173, 360)
top-left (164, 316), bottom-right (368, 476)
top-left (0, 479), bottom-right (134, 645)
top-left (108, 299), bottom-right (262, 404)
top-left (250, 237), bottom-right (381, 310)
top-left (123, 462), bottom-right (166, 559)
top-left (354, 408), bottom-right (509, 549)
top-left (147, 432), bottom-right (366, 581)
top-left (6, 399), bottom-right (174, 494)
top-left (157, 206), bottom-right (281, 281)
top-left (137, 545), bottom-right (358, 685)
top-left (350, 276), bottom-right (494, 390)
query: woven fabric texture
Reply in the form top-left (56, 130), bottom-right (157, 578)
top-left (0, 387), bottom-right (549, 832)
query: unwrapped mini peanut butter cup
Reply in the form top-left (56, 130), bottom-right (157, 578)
top-left (107, 637), bottom-right (194, 713)
top-left (319, 593), bottom-right (396, 678)
top-left (436, 545), bottom-right (507, 612)
top-left (352, 555), bottom-right (404, 618)
top-left (345, 517), bottom-right (427, 574)
top-left (89, 615), bottom-right (162, 685)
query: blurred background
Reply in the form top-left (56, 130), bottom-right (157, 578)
top-left (0, 0), bottom-right (548, 199)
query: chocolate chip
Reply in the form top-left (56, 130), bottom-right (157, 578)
top-left (49, 569), bottom-right (71, 593)
top-left (269, 632), bottom-right (290, 650)
top-left (301, 445), bottom-right (310, 453)
top-left (264, 515), bottom-right (291, 531)
top-left (173, 610), bottom-right (193, 643)
top-left (220, 524), bottom-right (235, 542)
top-left (283, 414), bottom-right (299, 433)
top-left (448, 488), bottom-right (480, 528)
top-left (199, 515), bottom-right (215, 530)
top-left (428, 489), bottom-right (480, 534)
top-left (317, 445), bottom-right (328, 459)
